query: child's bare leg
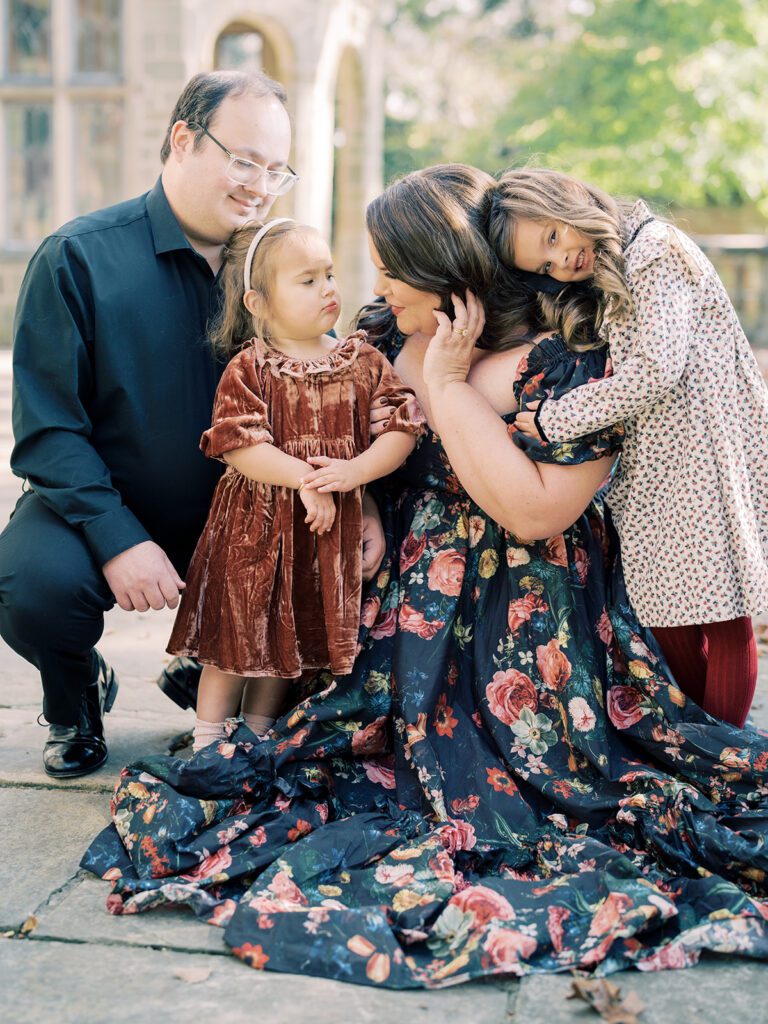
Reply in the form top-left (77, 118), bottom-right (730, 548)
top-left (193, 665), bottom-right (246, 751)
top-left (241, 675), bottom-right (286, 737)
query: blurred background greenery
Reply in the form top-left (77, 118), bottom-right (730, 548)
top-left (382, 0), bottom-right (768, 231)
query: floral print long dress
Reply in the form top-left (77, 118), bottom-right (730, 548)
top-left (83, 334), bottom-right (768, 989)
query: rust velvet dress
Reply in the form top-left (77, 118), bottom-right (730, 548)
top-left (167, 331), bottom-right (423, 678)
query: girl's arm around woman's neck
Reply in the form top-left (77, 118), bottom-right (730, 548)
top-left (427, 379), bottom-right (615, 540)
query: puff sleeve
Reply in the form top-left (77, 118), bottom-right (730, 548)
top-left (200, 348), bottom-right (274, 460)
top-left (365, 345), bottom-right (426, 439)
top-left (511, 335), bottom-right (624, 464)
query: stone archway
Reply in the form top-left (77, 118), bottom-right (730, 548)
top-left (211, 18), bottom-right (295, 216)
top-left (213, 22), bottom-right (279, 79)
top-left (331, 46), bottom-right (368, 320)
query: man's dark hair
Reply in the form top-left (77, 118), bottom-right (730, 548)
top-left (160, 70), bottom-right (288, 162)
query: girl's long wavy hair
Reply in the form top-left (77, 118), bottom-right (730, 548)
top-left (209, 220), bottom-right (310, 359)
top-left (357, 164), bottom-right (543, 351)
top-left (489, 167), bottom-right (635, 349)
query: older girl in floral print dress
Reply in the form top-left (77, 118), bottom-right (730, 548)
top-left (494, 168), bottom-right (768, 727)
top-left (83, 166), bottom-right (768, 990)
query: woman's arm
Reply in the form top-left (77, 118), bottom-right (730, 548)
top-left (423, 293), bottom-right (614, 541)
top-left (428, 380), bottom-right (614, 540)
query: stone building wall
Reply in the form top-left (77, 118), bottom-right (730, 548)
top-left (0, 0), bottom-right (383, 344)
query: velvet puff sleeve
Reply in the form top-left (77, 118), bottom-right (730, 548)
top-left (511, 335), bottom-right (624, 465)
top-left (364, 344), bottom-right (426, 439)
top-left (200, 347), bottom-right (274, 461)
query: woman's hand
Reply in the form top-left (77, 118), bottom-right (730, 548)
top-left (301, 455), bottom-right (363, 494)
top-left (422, 291), bottom-right (485, 392)
top-left (298, 486), bottom-right (336, 534)
top-left (513, 400), bottom-right (544, 439)
top-left (370, 398), bottom-right (394, 439)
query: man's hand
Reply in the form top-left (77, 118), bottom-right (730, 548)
top-left (103, 541), bottom-right (185, 612)
top-left (513, 400), bottom-right (544, 439)
top-left (298, 486), bottom-right (336, 534)
top-left (301, 455), bottom-right (364, 493)
top-left (361, 493), bottom-right (385, 581)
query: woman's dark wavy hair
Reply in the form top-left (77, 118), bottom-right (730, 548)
top-left (357, 164), bottom-right (543, 351)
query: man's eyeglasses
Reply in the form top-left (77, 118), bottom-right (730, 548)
top-left (187, 122), bottom-right (299, 196)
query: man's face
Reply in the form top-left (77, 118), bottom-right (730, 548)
top-left (170, 91), bottom-right (292, 248)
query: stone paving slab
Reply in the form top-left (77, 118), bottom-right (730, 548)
top-left (35, 874), bottom-right (229, 956)
top-left (0, 788), bottom-right (108, 929)
top-left (0, 941), bottom-right (513, 1024)
top-left (510, 959), bottom-right (768, 1023)
top-left (0, 706), bottom-right (191, 791)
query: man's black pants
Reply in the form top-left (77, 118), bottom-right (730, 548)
top-left (0, 491), bottom-right (193, 725)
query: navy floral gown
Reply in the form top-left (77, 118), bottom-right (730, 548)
top-left (83, 335), bottom-right (768, 988)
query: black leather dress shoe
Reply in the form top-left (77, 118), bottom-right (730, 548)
top-left (156, 656), bottom-right (201, 711)
top-left (43, 651), bottom-right (118, 779)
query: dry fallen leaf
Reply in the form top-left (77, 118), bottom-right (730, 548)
top-left (19, 915), bottom-right (38, 936)
top-left (173, 966), bottom-right (212, 984)
top-left (568, 977), bottom-right (645, 1023)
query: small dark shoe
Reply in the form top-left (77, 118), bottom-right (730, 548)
top-left (43, 651), bottom-right (119, 779)
top-left (156, 656), bottom-right (201, 711)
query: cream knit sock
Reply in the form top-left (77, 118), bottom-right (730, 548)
top-left (243, 712), bottom-right (275, 738)
top-left (192, 717), bottom-right (227, 752)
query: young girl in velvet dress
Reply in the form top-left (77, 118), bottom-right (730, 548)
top-left (167, 218), bottom-right (423, 751)
top-left (492, 167), bottom-right (768, 727)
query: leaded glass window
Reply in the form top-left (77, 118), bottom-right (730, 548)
top-left (74, 0), bottom-right (121, 76)
top-left (6, 0), bottom-right (52, 78)
top-left (215, 27), bottom-right (264, 72)
top-left (73, 101), bottom-right (123, 214)
top-left (6, 103), bottom-right (53, 243)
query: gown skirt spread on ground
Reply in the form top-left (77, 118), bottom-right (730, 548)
top-left (84, 335), bottom-right (768, 989)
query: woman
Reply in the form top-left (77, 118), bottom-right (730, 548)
top-left (83, 166), bottom-right (768, 988)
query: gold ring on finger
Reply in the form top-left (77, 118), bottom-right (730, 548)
top-left (453, 327), bottom-right (469, 337)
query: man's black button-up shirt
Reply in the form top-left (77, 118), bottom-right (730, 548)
top-left (11, 179), bottom-right (225, 567)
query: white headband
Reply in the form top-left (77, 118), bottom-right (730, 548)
top-left (243, 218), bottom-right (295, 291)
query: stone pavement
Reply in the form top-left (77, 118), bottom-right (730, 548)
top-left (1, 349), bottom-right (767, 1023)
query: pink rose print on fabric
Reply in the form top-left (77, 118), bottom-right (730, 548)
top-left (486, 668), bottom-right (538, 726)
top-left (427, 548), bottom-right (466, 597)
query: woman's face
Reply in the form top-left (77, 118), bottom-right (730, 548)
top-left (367, 236), bottom-right (442, 336)
top-left (512, 218), bottom-right (595, 283)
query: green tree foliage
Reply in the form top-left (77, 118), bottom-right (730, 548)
top-left (384, 0), bottom-right (768, 213)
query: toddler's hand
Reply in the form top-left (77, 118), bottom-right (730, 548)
top-left (301, 455), bottom-right (362, 493)
top-left (513, 400), bottom-right (544, 440)
top-left (299, 486), bottom-right (336, 534)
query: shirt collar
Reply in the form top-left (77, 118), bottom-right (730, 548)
top-left (146, 177), bottom-right (194, 256)
top-left (623, 198), bottom-right (654, 241)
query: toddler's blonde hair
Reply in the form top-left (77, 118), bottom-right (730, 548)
top-left (210, 221), bottom-right (317, 358)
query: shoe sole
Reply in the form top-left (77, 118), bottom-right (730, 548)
top-left (103, 666), bottom-right (119, 713)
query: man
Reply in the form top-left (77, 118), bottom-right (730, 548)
top-left (1, 70), bottom-right (384, 779)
